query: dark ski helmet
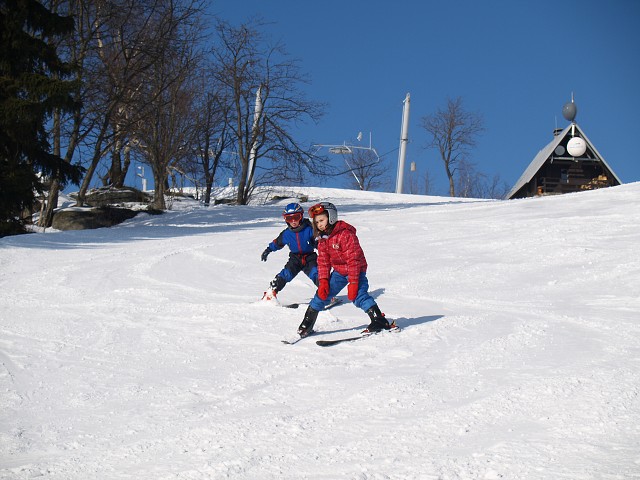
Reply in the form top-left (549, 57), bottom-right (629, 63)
top-left (309, 202), bottom-right (338, 225)
top-left (283, 202), bottom-right (304, 223)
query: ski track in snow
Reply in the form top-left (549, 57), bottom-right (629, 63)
top-left (1, 185), bottom-right (640, 479)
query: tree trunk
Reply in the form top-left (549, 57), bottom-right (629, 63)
top-left (39, 109), bottom-right (62, 227)
top-left (76, 116), bottom-right (111, 206)
top-left (40, 178), bottom-right (60, 227)
top-left (203, 156), bottom-right (214, 206)
top-left (109, 148), bottom-right (122, 186)
top-left (150, 163), bottom-right (167, 210)
top-left (120, 145), bottom-right (131, 187)
top-left (447, 166), bottom-right (455, 197)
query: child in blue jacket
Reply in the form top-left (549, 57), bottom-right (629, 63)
top-left (261, 203), bottom-right (318, 300)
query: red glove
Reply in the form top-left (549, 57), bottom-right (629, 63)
top-left (318, 279), bottom-right (330, 300)
top-left (348, 282), bottom-right (359, 301)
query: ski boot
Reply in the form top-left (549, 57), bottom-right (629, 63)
top-left (297, 306), bottom-right (319, 337)
top-left (261, 288), bottom-right (277, 302)
top-left (261, 278), bottom-right (282, 302)
top-left (364, 304), bottom-right (392, 333)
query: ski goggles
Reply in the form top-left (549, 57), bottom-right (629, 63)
top-left (308, 204), bottom-right (327, 218)
top-left (283, 212), bottom-right (303, 223)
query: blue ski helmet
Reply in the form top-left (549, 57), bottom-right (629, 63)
top-left (283, 202), bottom-right (304, 223)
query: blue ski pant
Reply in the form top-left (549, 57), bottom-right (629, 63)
top-left (310, 271), bottom-right (376, 312)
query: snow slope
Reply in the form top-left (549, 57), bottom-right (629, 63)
top-left (1, 184), bottom-right (639, 479)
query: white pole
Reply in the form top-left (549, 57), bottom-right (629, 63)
top-left (137, 165), bottom-right (147, 191)
top-left (395, 93), bottom-right (410, 194)
top-left (248, 85), bottom-right (263, 189)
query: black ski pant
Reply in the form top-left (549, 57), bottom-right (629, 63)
top-left (274, 252), bottom-right (318, 291)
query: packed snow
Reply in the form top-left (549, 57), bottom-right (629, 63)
top-left (1, 184), bottom-right (639, 479)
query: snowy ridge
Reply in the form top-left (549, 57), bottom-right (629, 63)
top-left (1, 184), bottom-right (639, 479)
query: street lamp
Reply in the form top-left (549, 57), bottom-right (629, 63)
top-left (329, 146), bottom-right (352, 155)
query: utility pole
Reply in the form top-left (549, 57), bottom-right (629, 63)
top-left (395, 93), bottom-right (410, 194)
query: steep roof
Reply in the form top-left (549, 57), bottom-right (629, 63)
top-left (507, 123), bottom-right (622, 199)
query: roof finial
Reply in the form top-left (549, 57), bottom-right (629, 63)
top-left (562, 94), bottom-right (577, 123)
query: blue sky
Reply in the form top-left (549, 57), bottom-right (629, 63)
top-left (211, 0), bottom-right (640, 196)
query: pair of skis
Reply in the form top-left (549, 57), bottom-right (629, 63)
top-left (264, 294), bottom-right (400, 346)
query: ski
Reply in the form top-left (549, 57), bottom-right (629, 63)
top-left (315, 335), bottom-right (365, 346)
top-left (282, 303), bottom-right (302, 309)
top-left (326, 297), bottom-right (343, 309)
top-left (281, 330), bottom-right (315, 345)
top-left (282, 298), bottom-right (343, 310)
top-left (316, 322), bottom-right (400, 347)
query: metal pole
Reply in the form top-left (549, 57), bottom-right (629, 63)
top-left (395, 93), bottom-right (410, 194)
top-left (248, 85), bottom-right (263, 190)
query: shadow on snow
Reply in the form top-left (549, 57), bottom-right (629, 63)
top-left (319, 314), bottom-right (444, 336)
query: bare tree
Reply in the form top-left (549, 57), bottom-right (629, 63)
top-left (455, 159), bottom-right (485, 198)
top-left (72, 0), bottom-right (174, 205)
top-left (134, 72), bottom-right (194, 209)
top-left (185, 68), bottom-right (234, 206)
top-left (406, 165), bottom-right (435, 196)
top-left (211, 19), bottom-right (325, 205)
top-left (455, 159), bottom-right (510, 199)
top-left (114, 0), bottom-right (202, 210)
top-left (423, 170), bottom-right (435, 196)
top-left (421, 97), bottom-right (484, 197)
top-left (342, 149), bottom-right (387, 191)
top-left (486, 174), bottom-right (510, 200)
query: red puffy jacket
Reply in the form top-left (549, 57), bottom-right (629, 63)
top-left (317, 220), bottom-right (368, 282)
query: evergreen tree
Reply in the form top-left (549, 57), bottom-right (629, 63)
top-left (0, 0), bottom-right (83, 236)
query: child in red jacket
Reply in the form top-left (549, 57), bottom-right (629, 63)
top-left (296, 202), bottom-right (392, 337)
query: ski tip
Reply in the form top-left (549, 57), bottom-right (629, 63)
top-left (282, 329), bottom-right (314, 345)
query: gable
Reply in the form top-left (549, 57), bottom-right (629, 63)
top-left (507, 123), bottom-right (622, 199)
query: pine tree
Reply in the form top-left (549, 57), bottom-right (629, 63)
top-left (0, 0), bottom-right (83, 236)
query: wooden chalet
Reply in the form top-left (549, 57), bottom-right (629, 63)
top-left (507, 122), bottom-right (621, 199)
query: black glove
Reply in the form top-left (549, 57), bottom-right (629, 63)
top-left (261, 248), bottom-right (271, 262)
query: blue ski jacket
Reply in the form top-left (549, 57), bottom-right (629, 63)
top-left (267, 218), bottom-right (317, 256)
